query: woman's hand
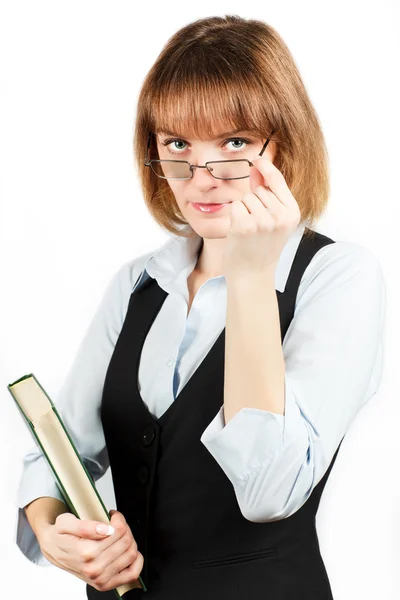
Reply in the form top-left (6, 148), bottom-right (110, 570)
top-left (223, 156), bottom-right (301, 282)
top-left (38, 509), bottom-right (144, 593)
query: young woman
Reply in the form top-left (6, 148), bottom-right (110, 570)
top-left (17, 14), bottom-right (386, 600)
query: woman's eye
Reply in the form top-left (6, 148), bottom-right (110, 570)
top-left (161, 137), bottom-right (251, 154)
top-left (163, 139), bottom-right (187, 152)
top-left (226, 138), bottom-right (249, 150)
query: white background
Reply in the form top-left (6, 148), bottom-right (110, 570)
top-left (1, 1), bottom-right (399, 598)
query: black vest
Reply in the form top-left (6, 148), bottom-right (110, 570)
top-left (87, 228), bottom-right (341, 600)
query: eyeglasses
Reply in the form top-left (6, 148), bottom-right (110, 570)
top-left (144, 130), bottom-right (275, 180)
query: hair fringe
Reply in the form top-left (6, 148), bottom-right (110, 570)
top-left (133, 15), bottom-right (330, 242)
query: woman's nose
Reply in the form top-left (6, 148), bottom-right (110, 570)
top-left (189, 164), bottom-right (223, 186)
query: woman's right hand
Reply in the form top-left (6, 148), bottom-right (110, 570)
top-left (37, 509), bottom-right (144, 592)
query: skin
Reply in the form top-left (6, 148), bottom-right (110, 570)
top-left (155, 130), bottom-right (278, 277)
top-left (156, 127), bottom-right (301, 426)
top-left (25, 129), bottom-right (301, 592)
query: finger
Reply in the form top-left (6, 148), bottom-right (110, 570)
top-left (106, 551), bottom-right (144, 591)
top-left (229, 199), bottom-right (253, 227)
top-left (55, 512), bottom-right (116, 540)
top-left (239, 191), bottom-right (278, 222)
top-left (253, 186), bottom-right (287, 219)
top-left (94, 540), bottom-right (141, 589)
top-left (109, 509), bottom-right (126, 523)
top-left (250, 158), bottom-right (296, 208)
top-left (77, 528), bottom-right (137, 585)
top-left (80, 526), bottom-right (140, 591)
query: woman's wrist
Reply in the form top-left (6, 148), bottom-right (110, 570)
top-left (25, 497), bottom-right (69, 538)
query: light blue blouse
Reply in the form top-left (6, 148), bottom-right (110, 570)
top-left (15, 222), bottom-right (386, 566)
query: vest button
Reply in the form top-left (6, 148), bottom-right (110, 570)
top-left (142, 425), bottom-right (155, 447)
top-left (138, 465), bottom-right (149, 485)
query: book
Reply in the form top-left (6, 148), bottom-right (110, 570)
top-left (8, 373), bottom-right (147, 597)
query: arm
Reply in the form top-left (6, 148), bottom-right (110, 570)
top-left (16, 259), bottom-right (143, 565)
top-left (223, 269), bottom-right (285, 424)
top-left (200, 242), bottom-right (386, 521)
top-left (25, 497), bottom-right (69, 539)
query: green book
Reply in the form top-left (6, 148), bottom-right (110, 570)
top-left (8, 373), bottom-right (147, 597)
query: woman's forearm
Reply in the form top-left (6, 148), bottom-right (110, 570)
top-left (25, 497), bottom-right (69, 539)
top-left (223, 271), bottom-right (286, 425)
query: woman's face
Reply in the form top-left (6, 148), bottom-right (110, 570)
top-left (155, 130), bottom-right (276, 238)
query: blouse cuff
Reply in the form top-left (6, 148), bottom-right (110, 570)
top-left (15, 451), bottom-right (66, 566)
top-left (200, 375), bottom-right (306, 484)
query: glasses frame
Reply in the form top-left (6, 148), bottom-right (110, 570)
top-left (144, 130), bottom-right (275, 180)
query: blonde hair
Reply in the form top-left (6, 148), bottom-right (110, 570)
top-left (133, 15), bottom-right (330, 241)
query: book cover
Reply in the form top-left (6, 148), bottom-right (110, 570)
top-left (8, 373), bottom-right (147, 597)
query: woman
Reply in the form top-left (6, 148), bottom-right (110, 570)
top-left (17, 14), bottom-right (386, 600)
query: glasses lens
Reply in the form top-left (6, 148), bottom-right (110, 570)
top-left (150, 161), bottom-right (192, 179)
top-left (207, 160), bottom-right (250, 180)
top-left (150, 160), bottom-right (251, 179)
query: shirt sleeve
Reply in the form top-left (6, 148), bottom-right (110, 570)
top-left (200, 242), bottom-right (386, 522)
top-left (15, 261), bottom-right (135, 566)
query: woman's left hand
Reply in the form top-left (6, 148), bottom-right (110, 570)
top-left (223, 156), bottom-right (301, 282)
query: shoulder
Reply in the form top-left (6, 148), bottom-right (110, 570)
top-left (307, 236), bottom-right (382, 268)
top-left (93, 251), bottom-right (153, 331)
top-left (297, 237), bottom-right (385, 305)
top-left (118, 249), bottom-right (155, 290)
top-left (303, 237), bottom-right (384, 280)
top-left (108, 239), bottom-right (172, 315)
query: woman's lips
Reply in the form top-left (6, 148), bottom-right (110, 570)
top-left (191, 202), bottom-right (231, 213)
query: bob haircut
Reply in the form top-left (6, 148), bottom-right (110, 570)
top-left (133, 15), bottom-right (330, 241)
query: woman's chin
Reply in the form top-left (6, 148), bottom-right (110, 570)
top-left (187, 218), bottom-right (230, 238)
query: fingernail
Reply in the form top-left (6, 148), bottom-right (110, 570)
top-left (96, 524), bottom-right (115, 535)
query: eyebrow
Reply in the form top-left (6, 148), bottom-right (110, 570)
top-left (157, 129), bottom-right (252, 139)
